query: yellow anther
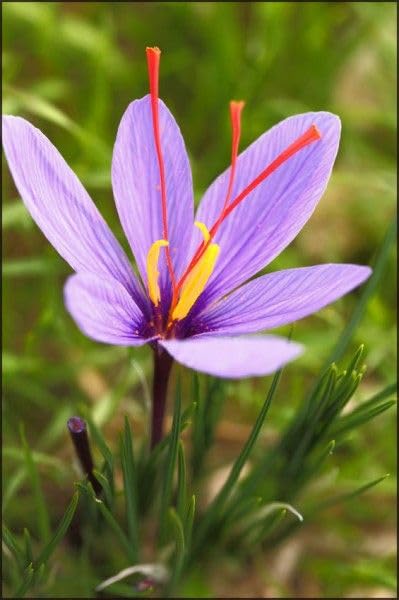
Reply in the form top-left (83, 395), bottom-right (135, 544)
top-left (172, 243), bottom-right (220, 321)
top-left (194, 221), bottom-right (211, 243)
top-left (146, 239), bottom-right (169, 305)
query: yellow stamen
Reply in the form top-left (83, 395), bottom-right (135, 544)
top-left (194, 220), bottom-right (211, 243)
top-left (172, 243), bottom-right (220, 321)
top-left (146, 239), bottom-right (169, 305)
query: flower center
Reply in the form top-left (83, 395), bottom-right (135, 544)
top-left (171, 222), bottom-right (220, 321)
top-left (144, 47), bottom-right (322, 332)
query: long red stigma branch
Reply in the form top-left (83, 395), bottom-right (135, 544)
top-left (211, 124), bottom-right (321, 230)
top-left (175, 123), bottom-right (322, 298)
top-left (146, 47), bottom-right (176, 290)
top-left (172, 101), bottom-right (245, 300)
top-left (222, 100), bottom-right (245, 213)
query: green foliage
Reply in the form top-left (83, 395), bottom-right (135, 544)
top-left (120, 417), bottom-right (140, 562)
top-left (4, 493), bottom-right (79, 597)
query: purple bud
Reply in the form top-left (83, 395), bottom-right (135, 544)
top-left (67, 416), bottom-right (86, 434)
top-left (67, 416), bottom-right (102, 495)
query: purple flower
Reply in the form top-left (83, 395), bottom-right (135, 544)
top-left (2, 48), bottom-right (371, 381)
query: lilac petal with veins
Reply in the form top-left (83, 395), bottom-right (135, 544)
top-left (112, 95), bottom-right (194, 296)
top-left (161, 335), bottom-right (303, 378)
top-left (64, 273), bottom-right (153, 346)
top-left (192, 112), bottom-right (341, 306)
top-left (192, 264), bottom-right (371, 336)
top-left (2, 115), bottom-right (147, 312)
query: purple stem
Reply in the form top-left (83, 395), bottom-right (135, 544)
top-left (151, 348), bottom-right (173, 449)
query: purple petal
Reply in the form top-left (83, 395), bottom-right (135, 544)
top-left (64, 273), bottom-right (151, 346)
top-left (112, 95), bottom-right (194, 297)
top-left (191, 264), bottom-right (371, 336)
top-left (2, 115), bottom-right (146, 310)
top-left (191, 112), bottom-right (341, 305)
top-left (160, 335), bottom-right (303, 378)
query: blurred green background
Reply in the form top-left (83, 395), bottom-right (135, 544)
top-left (2, 2), bottom-right (396, 598)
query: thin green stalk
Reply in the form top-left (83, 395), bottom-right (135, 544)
top-left (19, 424), bottom-right (51, 543)
top-left (159, 378), bottom-right (182, 544)
top-left (190, 367), bottom-right (282, 559)
top-left (120, 417), bottom-right (139, 562)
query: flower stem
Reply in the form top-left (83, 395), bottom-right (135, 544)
top-left (151, 348), bottom-right (173, 449)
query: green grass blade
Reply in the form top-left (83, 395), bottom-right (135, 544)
top-left (176, 441), bottom-right (187, 521)
top-left (313, 474), bottom-right (390, 513)
top-left (35, 491), bottom-right (79, 566)
top-left (184, 494), bottom-right (196, 552)
top-left (330, 400), bottom-right (396, 437)
top-left (2, 524), bottom-right (25, 571)
top-left (92, 469), bottom-right (114, 508)
top-left (191, 367), bottom-right (282, 557)
top-left (249, 508), bottom-right (288, 546)
top-left (13, 563), bottom-right (34, 599)
top-left (325, 219), bottom-right (396, 365)
top-left (120, 417), bottom-right (139, 563)
top-left (166, 508), bottom-right (185, 596)
top-left (159, 378), bottom-right (182, 544)
top-left (23, 528), bottom-right (33, 565)
top-left (19, 424), bottom-right (51, 543)
top-left (76, 482), bottom-right (132, 558)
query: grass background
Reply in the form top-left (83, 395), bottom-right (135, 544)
top-left (2, 2), bottom-right (397, 598)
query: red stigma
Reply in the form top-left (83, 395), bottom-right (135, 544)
top-left (173, 100), bottom-right (245, 299)
top-left (176, 122), bottom-right (322, 294)
top-left (222, 100), bottom-right (245, 212)
top-left (213, 124), bottom-right (321, 230)
top-left (146, 47), bottom-right (176, 290)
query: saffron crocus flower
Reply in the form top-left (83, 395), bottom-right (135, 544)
top-left (2, 48), bottom-right (371, 446)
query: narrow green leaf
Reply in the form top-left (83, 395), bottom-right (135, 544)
top-left (325, 219), bottom-right (396, 365)
top-left (313, 474), bottom-right (390, 513)
top-left (191, 375), bottom-right (225, 478)
top-left (83, 413), bottom-right (115, 498)
top-left (176, 441), bottom-right (187, 521)
top-left (356, 382), bottom-right (396, 408)
top-left (342, 344), bottom-right (364, 375)
top-left (308, 439), bottom-right (336, 476)
top-left (3, 468), bottom-right (26, 513)
top-left (166, 508), bottom-right (185, 595)
top-left (19, 424), bottom-right (51, 543)
top-left (85, 415), bottom-right (114, 472)
top-left (76, 482), bottom-right (132, 557)
top-left (184, 494), bottom-right (196, 552)
top-left (191, 367), bottom-right (281, 557)
top-left (13, 563), bottom-right (34, 599)
top-left (250, 508), bottom-right (288, 546)
top-left (2, 524), bottom-right (25, 572)
top-left (222, 496), bottom-right (263, 533)
top-left (120, 417), bottom-right (139, 563)
top-left (146, 399), bottom-right (195, 471)
top-left (159, 378), bottom-right (182, 544)
top-left (23, 528), bottom-right (33, 565)
top-left (92, 469), bottom-right (114, 508)
top-left (231, 501), bottom-right (303, 544)
top-left (330, 400), bottom-right (396, 437)
top-left (35, 491), bottom-right (79, 567)
top-left (191, 374), bottom-right (205, 476)
top-left (285, 366), bottom-right (337, 476)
